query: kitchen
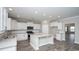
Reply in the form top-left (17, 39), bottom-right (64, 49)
top-left (0, 7), bottom-right (79, 51)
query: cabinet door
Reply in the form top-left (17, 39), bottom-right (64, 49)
top-left (0, 8), bottom-right (2, 31)
top-left (11, 20), bottom-right (17, 30)
top-left (17, 23), bottom-right (27, 30)
top-left (58, 23), bottom-right (62, 30)
top-left (17, 34), bottom-right (27, 41)
top-left (56, 34), bottom-right (61, 41)
top-left (24, 34), bottom-right (27, 39)
top-left (34, 24), bottom-right (40, 29)
top-left (0, 8), bottom-right (8, 31)
top-left (42, 24), bottom-right (49, 33)
top-left (7, 18), bottom-right (11, 30)
top-left (50, 22), bottom-right (62, 30)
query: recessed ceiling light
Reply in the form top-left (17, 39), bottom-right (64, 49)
top-left (9, 8), bottom-right (13, 11)
top-left (58, 16), bottom-right (61, 18)
top-left (43, 13), bottom-right (46, 16)
top-left (35, 11), bottom-right (38, 14)
top-left (49, 16), bottom-right (52, 18)
top-left (43, 20), bottom-right (48, 23)
top-left (17, 15), bottom-right (20, 18)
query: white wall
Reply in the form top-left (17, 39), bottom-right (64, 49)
top-left (62, 16), bottom-right (79, 44)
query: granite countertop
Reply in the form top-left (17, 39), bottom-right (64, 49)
top-left (0, 31), bottom-right (16, 40)
top-left (31, 33), bottom-right (53, 37)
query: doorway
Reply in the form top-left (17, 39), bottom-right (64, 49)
top-left (65, 23), bottom-right (75, 45)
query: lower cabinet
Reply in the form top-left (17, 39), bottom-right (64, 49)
top-left (17, 34), bottom-right (27, 41)
top-left (0, 38), bottom-right (16, 51)
top-left (55, 34), bottom-right (62, 41)
top-left (0, 46), bottom-right (16, 51)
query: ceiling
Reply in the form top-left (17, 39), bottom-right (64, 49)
top-left (6, 7), bottom-right (79, 23)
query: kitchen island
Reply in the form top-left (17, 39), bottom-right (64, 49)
top-left (30, 33), bottom-right (54, 50)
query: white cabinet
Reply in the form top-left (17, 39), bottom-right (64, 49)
top-left (55, 34), bottom-right (61, 41)
top-left (33, 24), bottom-right (40, 33)
top-left (34, 24), bottom-right (40, 29)
top-left (1, 47), bottom-right (16, 51)
top-left (17, 22), bottom-right (41, 33)
top-left (17, 22), bottom-right (41, 30)
top-left (50, 21), bottom-right (63, 41)
top-left (0, 38), bottom-right (16, 51)
top-left (50, 22), bottom-right (62, 30)
top-left (11, 20), bottom-right (17, 30)
top-left (26, 22), bottom-right (34, 26)
top-left (17, 33), bottom-right (27, 41)
top-left (42, 21), bottom-right (49, 33)
top-left (0, 8), bottom-right (2, 31)
top-left (50, 22), bottom-right (58, 26)
top-left (0, 7), bottom-right (8, 32)
top-left (6, 18), bottom-right (11, 30)
top-left (42, 24), bottom-right (49, 33)
top-left (17, 22), bottom-right (27, 30)
top-left (41, 20), bottom-right (49, 33)
top-left (30, 34), bottom-right (53, 50)
top-left (58, 23), bottom-right (62, 29)
top-left (6, 18), bottom-right (17, 30)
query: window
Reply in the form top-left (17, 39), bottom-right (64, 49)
top-left (70, 26), bottom-right (75, 32)
top-left (65, 26), bottom-right (67, 32)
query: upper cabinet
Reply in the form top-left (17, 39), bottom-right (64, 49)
top-left (17, 22), bottom-right (27, 30)
top-left (0, 7), bottom-right (8, 32)
top-left (6, 18), bottom-right (11, 30)
top-left (50, 21), bottom-right (63, 30)
top-left (26, 22), bottom-right (34, 27)
top-left (17, 22), bottom-right (41, 30)
top-left (11, 20), bottom-right (17, 30)
top-left (42, 20), bottom-right (49, 33)
top-left (6, 18), bottom-right (18, 30)
top-left (33, 24), bottom-right (40, 30)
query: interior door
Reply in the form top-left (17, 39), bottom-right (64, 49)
top-left (65, 23), bottom-right (75, 45)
